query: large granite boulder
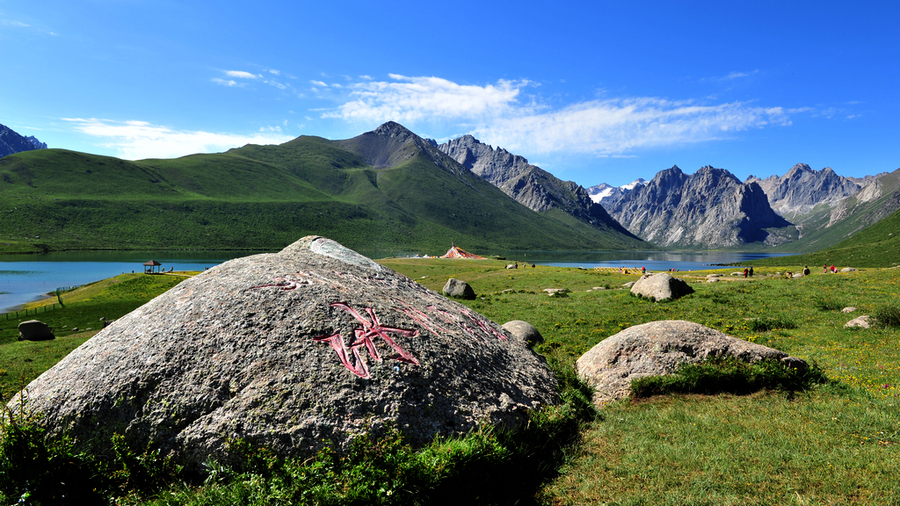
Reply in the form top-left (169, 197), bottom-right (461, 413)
top-left (9, 236), bottom-right (558, 470)
top-left (576, 320), bottom-right (804, 406)
top-left (630, 273), bottom-right (694, 301)
top-left (18, 319), bottom-right (54, 341)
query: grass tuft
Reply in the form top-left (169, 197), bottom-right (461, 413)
top-left (630, 357), bottom-right (830, 398)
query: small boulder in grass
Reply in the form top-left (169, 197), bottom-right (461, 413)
top-left (502, 320), bottom-right (544, 348)
top-left (18, 320), bottom-right (54, 341)
top-left (442, 277), bottom-right (476, 300)
top-left (630, 273), bottom-right (694, 302)
top-left (845, 315), bottom-right (870, 328)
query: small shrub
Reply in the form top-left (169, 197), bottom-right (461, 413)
top-left (873, 305), bottom-right (900, 327)
top-left (747, 316), bottom-right (797, 332)
top-left (813, 297), bottom-right (844, 311)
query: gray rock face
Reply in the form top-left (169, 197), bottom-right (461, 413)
top-left (18, 320), bottom-right (54, 341)
top-left (630, 273), bottom-right (694, 301)
top-left (501, 320), bottom-right (544, 347)
top-left (747, 164), bottom-right (863, 218)
top-left (442, 278), bottom-right (476, 300)
top-left (606, 165), bottom-right (794, 248)
top-left (10, 236), bottom-right (558, 470)
top-left (576, 320), bottom-right (802, 406)
top-left (438, 135), bottom-right (636, 237)
top-left (0, 123), bottom-right (47, 158)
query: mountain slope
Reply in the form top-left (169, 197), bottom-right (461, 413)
top-left (437, 134), bottom-right (639, 240)
top-left (605, 165), bottom-right (794, 248)
top-left (769, 167), bottom-right (900, 253)
top-left (746, 205), bottom-right (900, 268)
top-left (0, 123), bottom-right (645, 254)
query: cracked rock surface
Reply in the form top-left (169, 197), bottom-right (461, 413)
top-left (11, 236), bottom-right (558, 469)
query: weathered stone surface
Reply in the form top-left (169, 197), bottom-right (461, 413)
top-left (842, 307), bottom-right (857, 313)
top-left (9, 236), bottom-right (558, 470)
top-left (543, 288), bottom-right (568, 297)
top-left (18, 320), bottom-right (54, 341)
top-left (845, 315), bottom-right (870, 328)
top-left (502, 320), bottom-right (544, 347)
top-left (442, 278), bottom-right (475, 300)
top-left (707, 278), bottom-right (719, 283)
top-left (576, 320), bottom-right (802, 406)
top-left (630, 273), bottom-right (694, 302)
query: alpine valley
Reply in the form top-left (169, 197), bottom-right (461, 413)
top-left (1, 121), bottom-right (898, 257)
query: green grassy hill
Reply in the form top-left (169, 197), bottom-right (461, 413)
top-left (0, 131), bottom-right (647, 254)
top-left (747, 206), bottom-right (900, 268)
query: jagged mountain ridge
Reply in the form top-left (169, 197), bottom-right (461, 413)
top-left (0, 123), bottom-right (47, 158)
top-left (604, 165), bottom-right (794, 248)
top-left (746, 163), bottom-right (864, 219)
top-left (437, 134), bottom-right (637, 238)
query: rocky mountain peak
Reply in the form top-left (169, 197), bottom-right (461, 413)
top-left (605, 165), bottom-right (792, 248)
top-left (374, 121), bottom-right (415, 139)
top-left (438, 135), bottom-right (639, 239)
top-left (1, 123), bottom-right (47, 158)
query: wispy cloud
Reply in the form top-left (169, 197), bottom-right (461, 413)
top-left (62, 118), bottom-right (293, 160)
top-left (477, 98), bottom-right (790, 156)
top-left (225, 70), bottom-right (260, 79)
top-left (323, 74), bottom-right (793, 157)
top-left (323, 74), bottom-right (524, 122)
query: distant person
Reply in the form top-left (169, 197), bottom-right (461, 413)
top-left (823, 264), bottom-right (828, 274)
top-left (641, 266), bottom-right (646, 274)
top-left (831, 264), bottom-right (837, 273)
top-left (803, 266), bottom-right (810, 276)
top-left (743, 268), bottom-right (748, 278)
top-left (749, 266), bottom-right (754, 277)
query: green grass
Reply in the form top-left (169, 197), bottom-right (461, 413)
top-left (1, 259), bottom-right (899, 504)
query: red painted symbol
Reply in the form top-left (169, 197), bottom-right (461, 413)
top-left (314, 303), bottom-right (419, 378)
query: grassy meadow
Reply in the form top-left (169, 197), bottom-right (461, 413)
top-left (1, 259), bottom-right (898, 504)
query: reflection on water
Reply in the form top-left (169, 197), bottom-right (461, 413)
top-left (0, 249), bottom-right (790, 313)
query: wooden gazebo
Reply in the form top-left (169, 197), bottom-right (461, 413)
top-left (143, 260), bottom-right (163, 274)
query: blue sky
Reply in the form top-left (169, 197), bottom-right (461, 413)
top-left (2, 1), bottom-right (897, 187)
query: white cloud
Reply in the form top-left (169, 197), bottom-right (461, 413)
top-left (62, 118), bottom-right (293, 160)
top-left (212, 78), bottom-right (239, 87)
top-left (323, 74), bottom-right (524, 122)
top-left (225, 70), bottom-right (260, 79)
top-left (310, 80), bottom-right (328, 87)
top-left (476, 98), bottom-right (791, 156)
top-left (323, 75), bottom-right (794, 157)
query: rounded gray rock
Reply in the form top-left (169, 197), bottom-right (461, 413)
top-left (630, 273), bottom-right (694, 302)
top-left (18, 320), bottom-right (54, 341)
top-left (442, 277), bottom-right (476, 300)
top-left (576, 320), bottom-right (803, 406)
top-left (502, 320), bottom-right (544, 347)
top-left (10, 236), bottom-right (558, 470)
